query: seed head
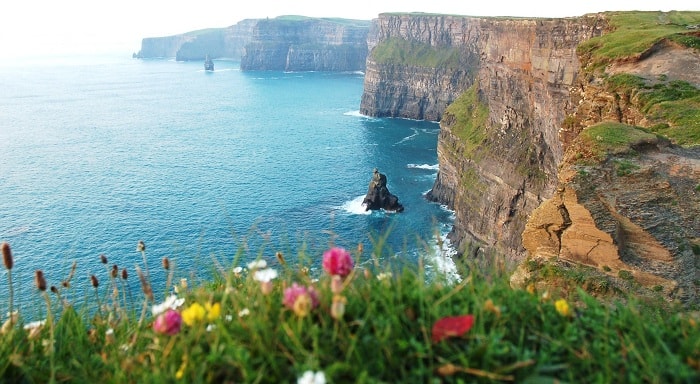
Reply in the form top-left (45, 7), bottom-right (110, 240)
top-left (90, 275), bottom-right (99, 288)
top-left (111, 265), bottom-right (118, 278)
top-left (121, 268), bottom-right (128, 280)
top-left (162, 257), bottom-right (170, 270)
top-left (2, 242), bottom-right (13, 270)
top-left (136, 266), bottom-right (153, 301)
top-left (50, 285), bottom-right (58, 294)
top-left (35, 270), bottom-right (47, 291)
top-left (137, 240), bottom-right (146, 252)
top-left (275, 251), bottom-right (285, 265)
top-left (99, 254), bottom-right (107, 264)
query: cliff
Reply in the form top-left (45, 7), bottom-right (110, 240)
top-left (361, 12), bottom-right (700, 304)
top-left (134, 19), bottom-right (258, 60)
top-left (240, 16), bottom-right (370, 71)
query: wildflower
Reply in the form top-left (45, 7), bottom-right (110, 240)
top-left (283, 283), bottom-right (320, 317)
top-left (432, 314), bottom-right (475, 343)
top-left (35, 270), bottom-right (47, 291)
top-left (555, 298), bottom-right (572, 317)
top-left (181, 303), bottom-right (206, 326)
top-left (205, 302), bottom-right (221, 321)
top-left (376, 272), bottom-right (392, 281)
top-left (1, 311), bottom-right (19, 334)
top-left (152, 295), bottom-right (185, 316)
top-left (232, 266), bottom-right (243, 275)
top-left (322, 247), bottom-right (354, 277)
top-left (330, 295), bottom-right (347, 320)
top-left (2, 242), bottom-right (13, 270)
top-left (206, 324), bottom-right (216, 332)
top-left (298, 370), bottom-right (326, 384)
top-left (175, 356), bottom-right (187, 380)
top-left (238, 308), bottom-right (250, 318)
top-left (247, 259), bottom-right (267, 270)
top-left (526, 283), bottom-right (535, 294)
top-left (254, 268), bottom-right (278, 295)
top-left (153, 309), bottom-right (183, 335)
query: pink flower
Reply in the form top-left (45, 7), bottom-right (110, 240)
top-left (283, 283), bottom-right (320, 317)
top-left (322, 247), bottom-right (354, 277)
top-left (431, 314), bottom-right (475, 343)
top-left (153, 309), bottom-right (182, 335)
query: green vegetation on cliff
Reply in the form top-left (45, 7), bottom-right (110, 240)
top-left (1, 241), bottom-right (698, 382)
top-left (578, 11), bottom-right (700, 67)
top-left (578, 122), bottom-right (658, 161)
top-left (605, 74), bottom-right (700, 145)
top-left (444, 83), bottom-right (489, 158)
top-left (371, 38), bottom-right (460, 68)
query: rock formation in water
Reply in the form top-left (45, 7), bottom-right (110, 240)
top-left (360, 11), bottom-right (700, 304)
top-left (362, 168), bottom-right (404, 212)
top-left (240, 16), bottom-right (370, 71)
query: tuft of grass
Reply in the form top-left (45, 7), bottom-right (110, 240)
top-left (578, 122), bottom-right (658, 161)
top-left (444, 83), bottom-right (489, 159)
top-left (0, 240), bottom-right (699, 382)
top-left (371, 38), bottom-right (461, 68)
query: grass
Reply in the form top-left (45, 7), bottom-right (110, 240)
top-left (577, 11), bottom-right (700, 69)
top-left (371, 38), bottom-right (461, 68)
top-left (1, 239), bottom-right (699, 383)
top-left (577, 122), bottom-right (658, 161)
top-left (444, 83), bottom-right (489, 159)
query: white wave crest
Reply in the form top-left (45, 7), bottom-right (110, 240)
top-left (339, 195), bottom-right (371, 215)
top-left (429, 233), bottom-right (461, 283)
top-left (395, 128), bottom-right (419, 145)
top-left (407, 163), bottom-right (439, 170)
top-left (343, 110), bottom-right (365, 117)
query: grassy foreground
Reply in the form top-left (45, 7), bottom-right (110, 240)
top-left (1, 241), bottom-right (699, 383)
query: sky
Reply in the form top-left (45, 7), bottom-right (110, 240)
top-left (0, 0), bottom-right (697, 58)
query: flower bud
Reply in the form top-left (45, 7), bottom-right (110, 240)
top-left (330, 275), bottom-right (344, 294)
top-left (35, 270), bottom-right (47, 291)
top-left (2, 242), bottom-right (13, 270)
top-left (331, 295), bottom-right (347, 320)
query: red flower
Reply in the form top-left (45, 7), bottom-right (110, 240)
top-left (431, 315), bottom-right (475, 343)
top-left (322, 247), bottom-right (354, 277)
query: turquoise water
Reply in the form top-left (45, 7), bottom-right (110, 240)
top-left (0, 55), bottom-right (455, 309)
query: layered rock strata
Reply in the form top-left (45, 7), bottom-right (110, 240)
top-left (240, 17), bottom-right (370, 71)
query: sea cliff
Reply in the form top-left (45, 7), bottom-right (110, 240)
top-left (361, 12), bottom-right (700, 303)
top-left (240, 16), bottom-right (370, 71)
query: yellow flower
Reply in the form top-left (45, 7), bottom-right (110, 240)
top-left (205, 302), bottom-right (221, 321)
top-left (293, 293), bottom-right (313, 317)
top-left (182, 303), bottom-right (206, 326)
top-left (555, 299), bottom-right (572, 317)
top-left (483, 299), bottom-right (501, 318)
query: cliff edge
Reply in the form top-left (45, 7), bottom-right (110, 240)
top-left (361, 11), bottom-right (700, 304)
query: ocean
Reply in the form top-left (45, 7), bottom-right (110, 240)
top-left (0, 54), bottom-right (457, 310)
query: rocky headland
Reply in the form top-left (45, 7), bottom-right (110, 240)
top-left (135, 16), bottom-right (370, 72)
top-left (360, 11), bottom-right (700, 304)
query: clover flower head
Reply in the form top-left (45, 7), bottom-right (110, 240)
top-left (181, 303), bottom-right (206, 326)
top-left (253, 268), bottom-right (278, 283)
top-left (205, 302), bottom-right (221, 321)
top-left (153, 309), bottom-right (182, 335)
top-left (283, 283), bottom-right (320, 317)
top-left (298, 370), bottom-right (326, 384)
top-left (555, 298), bottom-right (572, 317)
top-left (152, 294), bottom-right (185, 316)
top-left (322, 247), bottom-right (354, 277)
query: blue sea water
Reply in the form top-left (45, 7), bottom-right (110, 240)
top-left (0, 55), bottom-right (456, 310)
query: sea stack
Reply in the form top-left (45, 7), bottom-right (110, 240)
top-left (362, 168), bottom-right (404, 212)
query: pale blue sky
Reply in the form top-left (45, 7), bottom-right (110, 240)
top-left (0, 0), bottom-right (697, 58)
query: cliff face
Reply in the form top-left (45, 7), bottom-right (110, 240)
top-left (240, 17), bottom-right (370, 71)
top-left (135, 19), bottom-right (258, 60)
top-left (362, 12), bottom-right (700, 303)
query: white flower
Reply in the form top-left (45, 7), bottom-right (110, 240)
top-left (233, 266), bottom-right (244, 275)
top-left (206, 324), bottom-right (217, 332)
top-left (225, 315), bottom-right (233, 322)
top-left (297, 370), bottom-right (326, 384)
top-left (23, 320), bottom-right (46, 330)
top-left (376, 272), bottom-right (392, 281)
top-left (238, 308), bottom-right (250, 318)
top-left (152, 294), bottom-right (185, 315)
top-left (253, 268), bottom-right (278, 283)
top-left (247, 260), bottom-right (267, 270)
